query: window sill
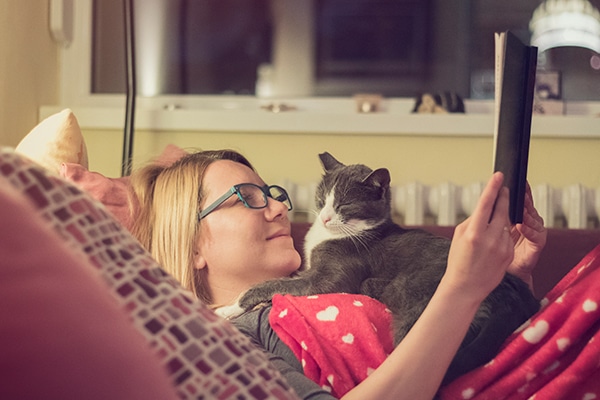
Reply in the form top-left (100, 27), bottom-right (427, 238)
top-left (41, 98), bottom-right (600, 138)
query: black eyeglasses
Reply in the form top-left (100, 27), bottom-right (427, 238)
top-left (198, 183), bottom-right (293, 220)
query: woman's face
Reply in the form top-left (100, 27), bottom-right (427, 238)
top-left (195, 160), bottom-right (301, 304)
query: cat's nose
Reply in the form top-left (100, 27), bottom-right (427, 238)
top-left (321, 216), bottom-right (331, 225)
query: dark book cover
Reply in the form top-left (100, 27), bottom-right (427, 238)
top-left (493, 31), bottom-right (538, 224)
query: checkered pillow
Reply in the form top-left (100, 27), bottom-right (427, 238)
top-left (0, 148), bottom-right (297, 400)
top-left (0, 176), bottom-right (179, 399)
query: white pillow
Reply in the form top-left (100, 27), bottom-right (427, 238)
top-left (15, 108), bottom-right (88, 174)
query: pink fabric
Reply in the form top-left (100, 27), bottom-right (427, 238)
top-left (270, 293), bottom-right (394, 397)
top-left (152, 143), bottom-right (190, 166)
top-left (0, 178), bottom-right (178, 400)
top-left (60, 163), bottom-right (136, 230)
top-left (440, 244), bottom-right (600, 399)
top-left (60, 144), bottom-right (188, 231)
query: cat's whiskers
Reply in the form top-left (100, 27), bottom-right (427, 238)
top-left (348, 234), bottom-right (370, 253)
top-left (338, 222), bottom-right (375, 253)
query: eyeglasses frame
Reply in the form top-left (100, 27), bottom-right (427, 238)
top-left (198, 183), bottom-right (292, 220)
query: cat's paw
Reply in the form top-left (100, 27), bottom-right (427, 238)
top-left (239, 287), bottom-right (274, 311)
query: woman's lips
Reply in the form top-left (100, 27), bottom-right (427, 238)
top-left (267, 230), bottom-right (291, 240)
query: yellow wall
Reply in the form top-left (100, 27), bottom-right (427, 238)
top-left (0, 1), bottom-right (59, 147)
top-left (83, 128), bottom-right (600, 190)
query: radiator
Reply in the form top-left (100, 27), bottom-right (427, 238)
top-left (281, 179), bottom-right (600, 229)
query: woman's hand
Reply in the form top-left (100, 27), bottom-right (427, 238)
top-left (444, 172), bottom-right (515, 302)
top-left (507, 182), bottom-right (547, 291)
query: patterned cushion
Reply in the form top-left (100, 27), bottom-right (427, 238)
top-left (0, 179), bottom-right (178, 399)
top-left (60, 144), bottom-right (189, 231)
top-left (0, 147), bottom-right (297, 400)
top-left (59, 163), bottom-right (137, 231)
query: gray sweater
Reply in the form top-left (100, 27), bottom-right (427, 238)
top-left (232, 305), bottom-right (337, 400)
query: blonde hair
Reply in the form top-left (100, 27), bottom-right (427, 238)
top-left (130, 150), bottom-right (255, 304)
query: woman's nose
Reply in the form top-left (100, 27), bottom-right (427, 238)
top-left (265, 197), bottom-right (289, 219)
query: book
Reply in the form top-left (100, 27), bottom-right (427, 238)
top-left (493, 31), bottom-right (538, 224)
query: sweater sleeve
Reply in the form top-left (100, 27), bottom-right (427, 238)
top-left (232, 305), bottom-right (337, 400)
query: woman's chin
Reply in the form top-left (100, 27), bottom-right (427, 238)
top-left (280, 250), bottom-right (302, 275)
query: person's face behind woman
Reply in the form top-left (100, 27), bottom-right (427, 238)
top-left (195, 160), bottom-right (302, 305)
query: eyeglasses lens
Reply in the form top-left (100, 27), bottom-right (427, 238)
top-left (236, 184), bottom-right (292, 210)
top-left (269, 186), bottom-right (292, 210)
top-left (238, 185), bottom-right (266, 208)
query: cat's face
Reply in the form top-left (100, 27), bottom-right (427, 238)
top-left (314, 152), bottom-right (391, 235)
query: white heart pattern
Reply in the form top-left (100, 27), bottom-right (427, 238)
top-left (583, 299), bottom-right (598, 313)
top-left (557, 337), bottom-right (570, 351)
top-left (342, 333), bottom-right (354, 344)
top-left (316, 305), bottom-right (340, 321)
top-left (461, 388), bottom-right (475, 399)
top-left (523, 320), bottom-right (550, 344)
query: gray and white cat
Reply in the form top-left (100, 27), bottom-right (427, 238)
top-left (239, 152), bottom-right (539, 382)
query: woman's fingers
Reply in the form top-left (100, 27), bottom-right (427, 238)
top-left (469, 172), bottom-right (511, 233)
top-left (448, 173), bottom-right (514, 293)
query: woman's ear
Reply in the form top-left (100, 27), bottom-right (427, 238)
top-left (194, 250), bottom-right (207, 270)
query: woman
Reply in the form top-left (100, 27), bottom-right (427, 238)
top-left (130, 149), bottom-right (547, 399)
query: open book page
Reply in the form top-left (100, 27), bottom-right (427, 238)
top-left (492, 32), bottom-right (505, 163)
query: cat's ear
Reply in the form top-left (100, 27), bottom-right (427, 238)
top-left (319, 152), bottom-right (344, 172)
top-left (364, 168), bottom-right (391, 189)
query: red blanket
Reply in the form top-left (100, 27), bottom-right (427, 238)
top-left (270, 293), bottom-right (394, 397)
top-left (270, 244), bottom-right (600, 398)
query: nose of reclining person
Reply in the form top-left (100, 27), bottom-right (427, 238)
top-left (267, 197), bottom-right (289, 214)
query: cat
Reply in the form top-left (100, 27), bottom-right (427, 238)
top-left (239, 151), bottom-right (540, 382)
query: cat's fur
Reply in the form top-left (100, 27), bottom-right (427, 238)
top-left (239, 152), bottom-right (540, 382)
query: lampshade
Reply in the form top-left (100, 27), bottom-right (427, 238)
top-left (529, 0), bottom-right (600, 53)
